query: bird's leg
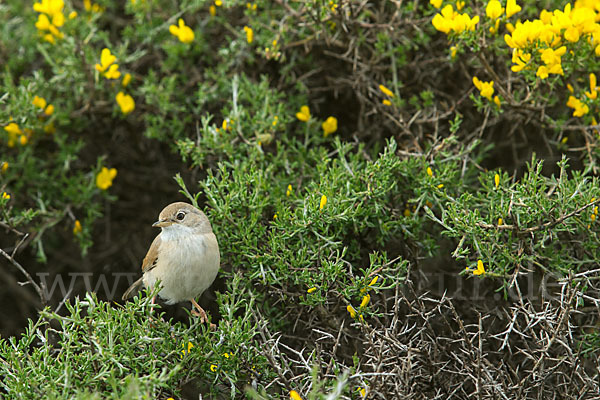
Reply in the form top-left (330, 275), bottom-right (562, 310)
top-left (190, 298), bottom-right (208, 322)
top-left (190, 298), bottom-right (216, 329)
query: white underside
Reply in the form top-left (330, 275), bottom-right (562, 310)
top-left (143, 225), bottom-right (220, 304)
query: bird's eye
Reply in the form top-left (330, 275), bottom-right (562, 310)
top-left (176, 211), bottom-right (185, 221)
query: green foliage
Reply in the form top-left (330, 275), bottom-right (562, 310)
top-left (432, 156), bottom-right (600, 288)
top-left (2, 0), bottom-right (600, 398)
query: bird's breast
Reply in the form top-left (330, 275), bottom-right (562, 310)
top-left (143, 232), bottom-right (220, 304)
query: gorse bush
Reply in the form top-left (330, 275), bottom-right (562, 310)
top-left (1, 0), bottom-right (600, 398)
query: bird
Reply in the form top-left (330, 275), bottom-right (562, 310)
top-left (122, 202), bottom-right (220, 324)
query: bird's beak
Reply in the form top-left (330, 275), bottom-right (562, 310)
top-left (152, 219), bottom-right (173, 228)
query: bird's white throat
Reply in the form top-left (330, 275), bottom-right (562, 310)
top-left (159, 223), bottom-right (198, 242)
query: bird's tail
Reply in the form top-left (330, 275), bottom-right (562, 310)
top-left (121, 277), bottom-right (144, 301)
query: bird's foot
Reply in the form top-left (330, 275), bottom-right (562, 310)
top-left (191, 298), bottom-right (216, 329)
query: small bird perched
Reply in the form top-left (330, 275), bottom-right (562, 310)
top-left (122, 202), bottom-right (220, 323)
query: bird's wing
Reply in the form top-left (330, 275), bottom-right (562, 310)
top-left (141, 234), bottom-right (161, 273)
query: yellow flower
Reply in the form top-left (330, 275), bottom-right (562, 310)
top-left (41, 103), bottom-right (53, 116)
top-left (493, 95), bottom-right (501, 108)
top-left (296, 105), bottom-right (310, 122)
top-left (486, 0), bottom-right (504, 20)
top-left (346, 304), bottom-right (356, 318)
top-left (169, 18), bottom-right (195, 44)
top-left (116, 92), bottom-right (135, 115)
top-left (1, 162), bottom-right (8, 173)
top-left (472, 77), bottom-right (494, 101)
top-left (378, 84), bottom-right (395, 97)
top-left (35, 14), bottom-right (51, 30)
top-left (322, 116), bottom-right (337, 137)
top-left (33, 0), bottom-right (64, 17)
top-left (243, 26), bottom-right (254, 44)
top-left (68, 11), bottom-right (77, 19)
top-left (498, 217), bottom-right (503, 225)
top-left (104, 64), bottom-right (121, 79)
top-left (209, 5), bottom-right (216, 16)
top-left (223, 352), bottom-right (230, 358)
top-left (368, 276), bottom-right (378, 286)
top-left (43, 33), bottom-right (55, 44)
top-left (4, 122), bottom-right (22, 136)
top-left (585, 73), bottom-right (597, 100)
top-left (19, 135), bottom-right (28, 146)
top-left (289, 390), bottom-right (303, 400)
top-left (450, 45), bottom-right (457, 59)
top-left (494, 173), bottom-right (500, 188)
top-left (215, 0), bottom-right (223, 6)
top-left (52, 11), bottom-right (64, 27)
top-left (360, 294), bottom-right (370, 308)
top-left (382, 99), bottom-right (392, 106)
top-left (96, 167), bottom-right (117, 190)
top-left (456, 0), bottom-right (464, 10)
top-left (566, 96), bottom-right (589, 117)
top-left (286, 184), bottom-right (292, 196)
top-left (430, 0), bottom-right (442, 8)
top-left (32, 96), bottom-right (47, 110)
top-left (210, 364), bottom-right (218, 372)
top-left (73, 220), bottom-right (82, 235)
top-left (510, 49), bottom-right (531, 72)
top-left (564, 27), bottom-right (579, 43)
top-left (84, 0), bottom-right (91, 11)
top-left (426, 167), bottom-right (433, 177)
top-left (307, 287), bottom-right (317, 294)
top-left (1, 192), bottom-right (10, 200)
top-left (319, 194), bottom-right (327, 211)
top-left (506, 0), bottom-right (521, 18)
top-left (536, 66), bottom-right (549, 80)
top-left (122, 73), bottom-right (132, 88)
top-left (95, 48), bottom-right (116, 73)
top-left (473, 259), bottom-right (485, 276)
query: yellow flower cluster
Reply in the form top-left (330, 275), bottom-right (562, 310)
top-left (84, 0), bottom-right (103, 13)
top-left (346, 275), bottom-right (379, 321)
top-left (3, 122), bottom-right (30, 147)
top-left (472, 76), bottom-right (501, 107)
top-left (243, 26), bottom-right (254, 44)
top-left (32, 96), bottom-right (55, 116)
top-left (566, 73), bottom-right (596, 117)
top-left (432, 4), bottom-right (479, 34)
top-left (95, 48), bottom-right (121, 80)
top-left (33, 0), bottom-right (65, 44)
top-left (505, 3), bottom-right (599, 79)
top-left (295, 105), bottom-right (338, 136)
